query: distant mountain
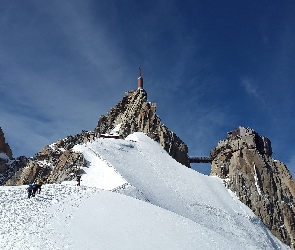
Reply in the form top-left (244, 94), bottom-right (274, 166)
top-left (210, 126), bottom-right (295, 248)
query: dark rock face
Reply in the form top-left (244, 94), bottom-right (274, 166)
top-left (94, 89), bottom-right (190, 167)
top-left (0, 156), bottom-right (28, 185)
top-left (0, 128), bottom-right (15, 182)
top-left (210, 126), bottom-right (295, 248)
top-left (0, 127), bottom-right (12, 159)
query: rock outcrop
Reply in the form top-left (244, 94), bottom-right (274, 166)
top-left (0, 128), bottom-right (27, 185)
top-left (210, 126), bottom-right (295, 248)
top-left (5, 132), bottom-right (91, 186)
top-left (94, 89), bottom-right (190, 167)
top-left (4, 88), bottom-right (189, 186)
top-left (0, 127), bottom-right (13, 176)
top-left (0, 127), bottom-right (13, 159)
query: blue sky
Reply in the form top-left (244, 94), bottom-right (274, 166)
top-left (1, 0), bottom-right (295, 176)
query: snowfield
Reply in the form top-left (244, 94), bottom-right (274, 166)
top-left (0, 133), bottom-right (289, 249)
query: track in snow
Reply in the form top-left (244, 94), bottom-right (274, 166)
top-left (0, 185), bottom-right (99, 250)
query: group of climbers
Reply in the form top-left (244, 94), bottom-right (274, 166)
top-left (27, 179), bottom-right (43, 199)
top-left (26, 175), bottom-right (82, 198)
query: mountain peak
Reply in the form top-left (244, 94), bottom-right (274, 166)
top-left (94, 89), bottom-right (190, 167)
top-left (210, 126), bottom-right (295, 247)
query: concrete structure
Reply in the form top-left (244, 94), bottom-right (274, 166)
top-left (227, 126), bottom-right (255, 138)
top-left (226, 126), bottom-right (272, 157)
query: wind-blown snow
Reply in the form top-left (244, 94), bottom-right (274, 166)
top-left (0, 132), bottom-right (289, 249)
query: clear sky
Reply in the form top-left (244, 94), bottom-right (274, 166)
top-left (0, 0), bottom-right (295, 176)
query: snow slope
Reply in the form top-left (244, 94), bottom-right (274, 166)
top-left (0, 132), bottom-right (289, 249)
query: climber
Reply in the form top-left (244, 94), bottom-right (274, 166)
top-left (35, 179), bottom-right (43, 194)
top-left (32, 183), bottom-right (39, 197)
top-left (27, 184), bottom-right (34, 199)
top-left (77, 175), bottom-right (82, 186)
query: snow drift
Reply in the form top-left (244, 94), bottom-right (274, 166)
top-left (0, 133), bottom-right (289, 249)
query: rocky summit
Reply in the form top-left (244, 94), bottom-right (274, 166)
top-left (94, 89), bottom-right (189, 167)
top-left (3, 89), bottom-right (189, 186)
top-left (210, 126), bottom-right (295, 248)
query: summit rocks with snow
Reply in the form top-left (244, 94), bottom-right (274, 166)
top-left (94, 89), bottom-right (190, 167)
top-left (0, 88), bottom-right (293, 249)
top-left (0, 133), bottom-right (290, 249)
top-left (210, 126), bottom-right (295, 248)
top-left (4, 89), bottom-right (189, 186)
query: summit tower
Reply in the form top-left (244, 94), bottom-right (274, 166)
top-left (137, 67), bottom-right (143, 89)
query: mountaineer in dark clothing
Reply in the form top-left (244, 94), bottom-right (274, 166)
top-left (77, 175), bottom-right (82, 186)
top-left (35, 179), bottom-right (43, 194)
top-left (32, 184), bottom-right (38, 197)
top-left (27, 184), bottom-right (34, 199)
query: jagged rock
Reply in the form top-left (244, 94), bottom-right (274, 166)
top-left (45, 149), bottom-right (86, 183)
top-left (0, 156), bottom-right (28, 185)
top-left (210, 126), bottom-right (295, 248)
top-left (4, 89), bottom-right (189, 185)
top-left (0, 127), bottom-right (13, 159)
top-left (0, 128), bottom-right (14, 178)
top-left (0, 160), bottom-right (7, 173)
top-left (5, 157), bottom-right (51, 185)
top-left (4, 130), bottom-right (95, 185)
top-left (94, 89), bottom-right (190, 167)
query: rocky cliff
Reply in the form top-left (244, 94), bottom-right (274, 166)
top-left (0, 127), bottom-right (12, 159)
top-left (94, 89), bottom-right (189, 167)
top-left (0, 127), bottom-right (13, 175)
top-left (0, 128), bottom-right (26, 185)
top-left (3, 89), bottom-right (189, 185)
top-left (4, 131), bottom-right (94, 186)
top-left (210, 126), bottom-right (295, 248)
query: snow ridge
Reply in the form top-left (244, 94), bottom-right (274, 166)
top-left (0, 133), bottom-right (289, 249)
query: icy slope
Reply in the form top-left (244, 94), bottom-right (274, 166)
top-left (0, 132), bottom-right (289, 249)
top-left (0, 185), bottom-right (99, 250)
top-left (74, 132), bottom-right (288, 249)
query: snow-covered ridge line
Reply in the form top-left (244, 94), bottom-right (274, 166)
top-left (0, 132), bottom-right (289, 249)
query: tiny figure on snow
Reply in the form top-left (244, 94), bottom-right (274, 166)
top-left (35, 179), bottom-right (43, 194)
top-left (27, 184), bottom-right (34, 199)
top-left (76, 175), bottom-right (82, 186)
top-left (32, 183), bottom-right (39, 197)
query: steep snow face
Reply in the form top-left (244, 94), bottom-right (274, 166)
top-left (73, 132), bottom-right (287, 249)
top-left (72, 143), bottom-right (127, 190)
top-left (0, 132), bottom-right (289, 250)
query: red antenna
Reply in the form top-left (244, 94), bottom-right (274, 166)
top-left (137, 67), bottom-right (143, 89)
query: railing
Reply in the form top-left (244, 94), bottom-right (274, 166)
top-left (189, 157), bottom-right (212, 163)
